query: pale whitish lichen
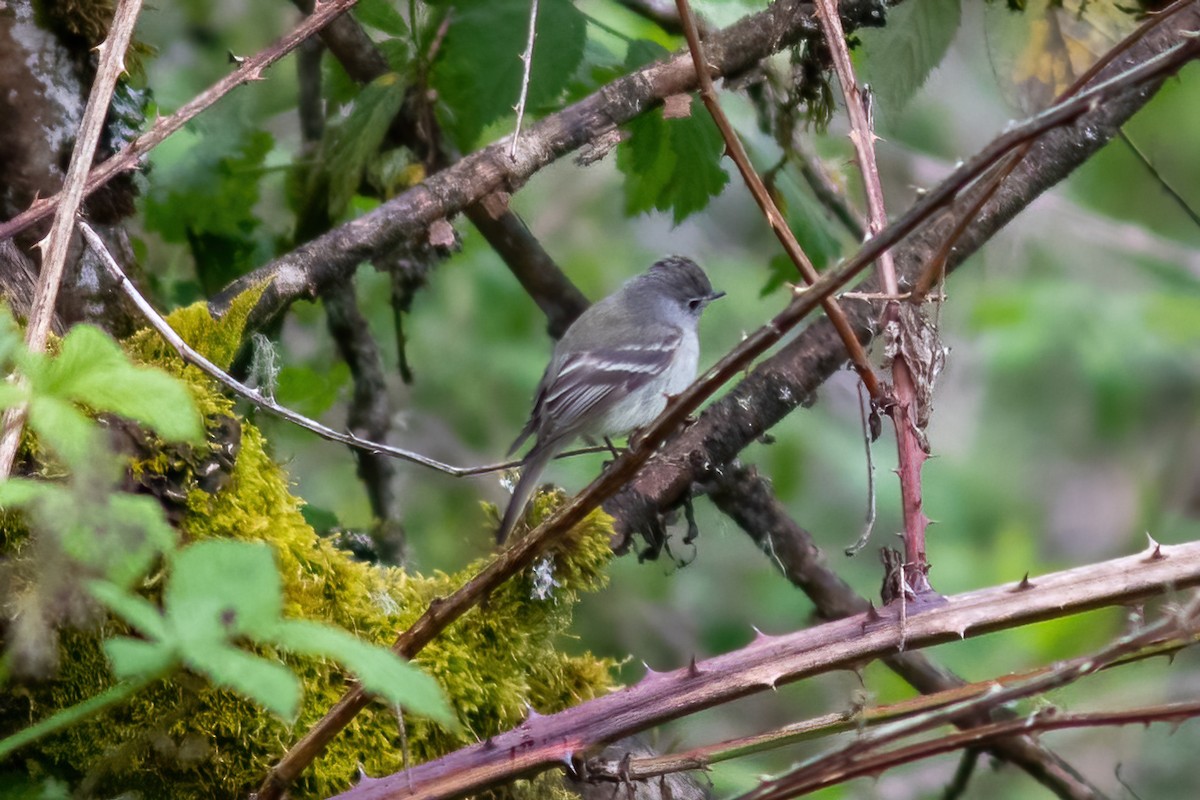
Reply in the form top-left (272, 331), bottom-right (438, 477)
top-left (9, 0), bottom-right (85, 156)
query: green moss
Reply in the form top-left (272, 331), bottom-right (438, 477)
top-left (128, 283), bottom-right (267, 372)
top-left (3, 285), bottom-right (617, 798)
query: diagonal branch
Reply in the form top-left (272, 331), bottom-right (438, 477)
top-left (212, 0), bottom-right (891, 331)
top-left (707, 463), bottom-right (1103, 799)
top-left (0, 0), bottom-right (363, 245)
top-left (674, 0), bottom-right (882, 401)
top-left (737, 593), bottom-right (1200, 799)
top-left (331, 542), bottom-right (1200, 799)
top-left (0, 0), bottom-right (144, 479)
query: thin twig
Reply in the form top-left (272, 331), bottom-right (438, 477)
top-left (845, 379), bottom-right (876, 555)
top-left (815, 0), bottom-right (930, 590)
top-left (585, 626), bottom-right (1197, 783)
top-left (0, 0), bottom-right (362, 245)
top-left (673, 0), bottom-right (882, 401)
top-left (750, 700), bottom-right (1200, 799)
top-left (77, 221), bottom-right (605, 478)
top-left (509, 0), bottom-right (540, 160)
top-left (0, 0), bottom-right (145, 479)
top-left (737, 594), bottom-right (1200, 799)
top-left (1119, 127), bottom-right (1200, 227)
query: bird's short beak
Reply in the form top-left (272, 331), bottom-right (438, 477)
top-left (707, 290), bottom-right (726, 302)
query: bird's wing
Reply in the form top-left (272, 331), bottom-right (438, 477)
top-left (541, 329), bottom-right (683, 431)
top-left (511, 326), bottom-right (682, 451)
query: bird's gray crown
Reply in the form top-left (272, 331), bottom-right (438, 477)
top-left (640, 255), bottom-right (721, 308)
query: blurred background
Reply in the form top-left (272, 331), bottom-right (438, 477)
top-left (129, 1), bottom-right (1200, 797)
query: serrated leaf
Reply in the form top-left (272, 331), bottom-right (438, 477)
top-left (165, 540), bottom-right (282, 644)
top-left (270, 619), bottom-right (456, 726)
top-left (33, 326), bottom-right (204, 444)
top-left (324, 74), bottom-right (408, 219)
top-left (26, 396), bottom-right (103, 468)
top-left (432, 0), bottom-right (587, 149)
top-left (665, 110), bottom-right (729, 223)
top-left (182, 641), bottom-right (301, 720)
top-left (89, 581), bottom-right (170, 641)
top-left (103, 636), bottom-right (177, 680)
top-left (616, 112), bottom-right (676, 216)
top-left (855, 0), bottom-right (962, 120)
top-left (617, 109), bottom-right (729, 223)
top-left (355, 0), bottom-right (411, 37)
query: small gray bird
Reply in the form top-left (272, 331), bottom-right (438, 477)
top-left (497, 256), bottom-right (723, 543)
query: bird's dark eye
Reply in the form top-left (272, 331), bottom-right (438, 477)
top-left (687, 298), bottom-right (703, 311)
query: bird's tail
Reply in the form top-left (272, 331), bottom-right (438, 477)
top-left (496, 443), bottom-right (556, 545)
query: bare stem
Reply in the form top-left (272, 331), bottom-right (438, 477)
top-left (509, 0), bottom-right (540, 160)
top-left (0, 0), bottom-right (144, 479)
top-left (815, 0), bottom-right (927, 588)
top-left (77, 221), bottom-right (605, 478)
top-left (674, 0), bottom-right (882, 401)
top-left (0, 0), bottom-right (362, 245)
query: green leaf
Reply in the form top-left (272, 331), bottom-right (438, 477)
top-left (0, 477), bottom-right (58, 509)
top-left (165, 540), bottom-right (283, 644)
top-left (431, 0), bottom-right (587, 149)
top-left (274, 363), bottom-right (351, 417)
top-left (270, 619), bottom-right (456, 726)
top-left (143, 128), bottom-right (274, 288)
top-left (759, 168), bottom-right (844, 294)
top-left (617, 112), bottom-right (676, 216)
top-left (0, 383), bottom-right (24, 410)
top-left (103, 637), bottom-right (177, 680)
top-left (625, 38), bottom-right (668, 71)
top-left (32, 326), bottom-right (204, 444)
top-left (664, 110), bottom-right (729, 223)
top-left (102, 494), bottom-right (178, 585)
top-left (26, 397), bottom-right (103, 468)
top-left (855, 0), bottom-right (962, 121)
top-left (181, 641), bottom-right (300, 721)
top-left (355, 0), bottom-right (411, 37)
top-left (323, 74), bottom-right (408, 219)
top-left (616, 109), bottom-right (729, 223)
top-left (89, 581), bottom-right (170, 641)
